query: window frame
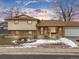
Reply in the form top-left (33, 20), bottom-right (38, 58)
top-left (15, 31), bottom-right (19, 35)
top-left (40, 27), bottom-right (44, 35)
top-left (50, 27), bottom-right (57, 34)
top-left (27, 20), bottom-right (32, 24)
top-left (14, 20), bottom-right (19, 24)
top-left (28, 31), bottom-right (32, 35)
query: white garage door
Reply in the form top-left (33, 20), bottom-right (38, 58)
top-left (64, 27), bottom-right (79, 36)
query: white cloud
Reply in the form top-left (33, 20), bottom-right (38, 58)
top-left (19, 8), bottom-right (59, 20)
top-left (0, 7), bottom-right (59, 20)
top-left (16, 0), bottom-right (22, 4)
top-left (45, 0), bottom-right (62, 2)
top-left (33, 0), bottom-right (57, 2)
top-left (45, 0), bottom-right (54, 2)
top-left (24, 1), bottom-right (37, 6)
top-left (16, 0), bottom-right (37, 6)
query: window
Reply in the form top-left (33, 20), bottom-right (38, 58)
top-left (14, 20), bottom-right (19, 24)
top-left (50, 27), bottom-right (57, 33)
top-left (28, 31), bottom-right (32, 34)
top-left (40, 27), bottom-right (43, 34)
top-left (45, 27), bottom-right (48, 34)
top-left (27, 21), bottom-right (32, 24)
top-left (15, 31), bottom-right (19, 35)
top-left (59, 27), bottom-right (62, 31)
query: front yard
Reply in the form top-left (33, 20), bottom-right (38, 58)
top-left (0, 36), bottom-right (15, 45)
top-left (0, 36), bottom-right (78, 49)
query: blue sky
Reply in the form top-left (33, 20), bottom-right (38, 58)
top-left (0, 0), bottom-right (55, 9)
top-left (0, 0), bottom-right (79, 21)
top-left (0, 0), bottom-right (78, 9)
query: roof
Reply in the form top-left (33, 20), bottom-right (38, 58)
top-left (6, 14), bottom-right (39, 21)
top-left (37, 20), bottom-right (79, 27)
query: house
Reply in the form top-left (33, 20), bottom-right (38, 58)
top-left (5, 14), bottom-right (79, 39)
top-left (6, 14), bottom-right (39, 38)
top-left (0, 21), bottom-right (8, 36)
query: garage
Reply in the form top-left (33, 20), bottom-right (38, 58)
top-left (64, 27), bottom-right (79, 36)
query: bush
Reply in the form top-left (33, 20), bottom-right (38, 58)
top-left (37, 35), bottom-right (44, 39)
top-left (44, 35), bottom-right (50, 39)
top-left (34, 35), bottom-right (38, 39)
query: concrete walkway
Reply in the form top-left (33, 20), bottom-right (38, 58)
top-left (0, 47), bottom-right (79, 55)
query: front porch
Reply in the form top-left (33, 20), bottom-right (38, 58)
top-left (37, 26), bottom-right (64, 39)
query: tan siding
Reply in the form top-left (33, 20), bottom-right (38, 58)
top-left (8, 20), bottom-right (37, 30)
top-left (8, 30), bottom-right (37, 38)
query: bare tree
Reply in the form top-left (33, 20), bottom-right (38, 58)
top-left (7, 7), bottom-right (20, 18)
top-left (53, 0), bottom-right (79, 21)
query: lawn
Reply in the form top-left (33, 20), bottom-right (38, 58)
top-left (0, 36), bottom-right (15, 45)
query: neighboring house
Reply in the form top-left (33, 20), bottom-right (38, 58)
top-left (0, 22), bottom-right (8, 36)
top-left (5, 14), bottom-right (79, 39)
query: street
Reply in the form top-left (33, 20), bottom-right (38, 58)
top-left (0, 55), bottom-right (79, 59)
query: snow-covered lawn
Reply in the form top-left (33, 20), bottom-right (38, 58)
top-left (12, 38), bottom-right (78, 48)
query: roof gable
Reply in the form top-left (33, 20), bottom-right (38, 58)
top-left (6, 14), bottom-right (39, 21)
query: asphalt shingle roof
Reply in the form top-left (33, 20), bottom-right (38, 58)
top-left (37, 20), bottom-right (79, 27)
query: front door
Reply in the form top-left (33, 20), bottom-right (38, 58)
top-left (49, 27), bottom-right (58, 38)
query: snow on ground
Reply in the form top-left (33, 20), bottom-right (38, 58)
top-left (12, 38), bottom-right (78, 48)
top-left (59, 38), bottom-right (78, 48)
top-left (20, 39), bottom-right (62, 48)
